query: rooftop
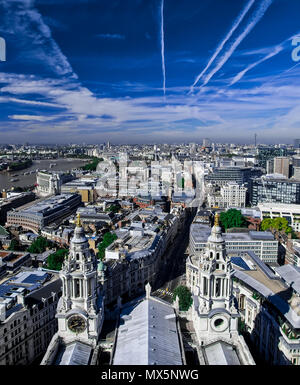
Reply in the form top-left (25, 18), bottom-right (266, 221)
top-left (233, 251), bottom-right (300, 328)
top-left (13, 194), bottom-right (78, 216)
top-left (203, 341), bottom-right (241, 365)
top-left (273, 264), bottom-right (300, 296)
top-left (54, 341), bottom-right (92, 365)
top-left (224, 231), bottom-right (274, 241)
top-left (113, 296), bottom-right (183, 365)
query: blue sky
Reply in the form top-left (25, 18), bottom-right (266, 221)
top-left (0, 0), bottom-right (300, 144)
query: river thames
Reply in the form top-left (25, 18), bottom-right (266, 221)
top-left (0, 158), bottom-right (89, 190)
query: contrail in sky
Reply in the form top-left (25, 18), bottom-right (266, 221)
top-left (229, 34), bottom-right (297, 86)
top-left (230, 45), bottom-right (283, 86)
top-left (199, 0), bottom-right (273, 89)
top-left (160, 0), bottom-right (166, 96)
top-left (189, 0), bottom-right (256, 94)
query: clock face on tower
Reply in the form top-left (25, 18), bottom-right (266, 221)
top-left (67, 314), bottom-right (86, 333)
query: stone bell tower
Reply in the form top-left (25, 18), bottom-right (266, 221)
top-left (56, 214), bottom-right (103, 347)
top-left (192, 213), bottom-right (239, 344)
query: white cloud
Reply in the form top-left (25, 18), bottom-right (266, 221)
top-left (8, 114), bottom-right (55, 121)
top-left (0, 0), bottom-right (76, 77)
top-left (96, 33), bottom-right (125, 40)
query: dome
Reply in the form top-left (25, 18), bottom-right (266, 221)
top-left (71, 225), bottom-right (88, 244)
top-left (208, 224), bottom-right (223, 243)
top-left (70, 213), bottom-right (88, 244)
top-left (207, 212), bottom-right (224, 243)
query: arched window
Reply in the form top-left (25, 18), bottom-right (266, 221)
top-left (74, 279), bottom-right (80, 297)
top-left (210, 251), bottom-right (213, 258)
top-left (216, 252), bottom-right (220, 260)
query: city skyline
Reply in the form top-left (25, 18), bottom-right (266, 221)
top-left (1, 0), bottom-right (300, 144)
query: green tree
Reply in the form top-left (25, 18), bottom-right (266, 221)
top-left (97, 232), bottom-right (117, 260)
top-left (260, 217), bottom-right (293, 235)
top-left (81, 157), bottom-right (103, 171)
top-left (8, 239), bottom-right (19, 251)
top-left (260, 217), bottom-right (273, 231)
top-left (219, 209), bottom-right (248, 231)
top-left (172, 285), bottom-right (193, 311)
top-left (105, 204), bottom-right (120, 213)
top-left (27, 236), bottom-right (52, 254)
top-left (46, 249), bottom-right (68, 271)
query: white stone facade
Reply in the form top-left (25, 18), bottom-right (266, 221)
top-left (187, 215), bottom-right (255, 364)
top-left (41, 217), bottom-right (104, 364)
top-left (207, 182), bottom-right (247, 208)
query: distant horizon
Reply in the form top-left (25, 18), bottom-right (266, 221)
top-left (1, 0), bottom-right (300, 143)
top-left (0, 139), bottom-right (299, 147)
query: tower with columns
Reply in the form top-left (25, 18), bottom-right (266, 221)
top-left (192, 213), bottom-right (239, 344)
top-left (56, 214), bottom-right (103, 347)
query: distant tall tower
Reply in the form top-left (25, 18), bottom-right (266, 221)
top-left (273, 156), bottom-right (290, 178)
top-left (294, 139), bottom-right (300, 149)
top-left (254, 134), bottom-right (257, 148)
top-left (203, 138), bottom-right (211, 148)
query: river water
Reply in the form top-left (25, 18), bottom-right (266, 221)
top-left (0, 158), bottom-right (89, 190)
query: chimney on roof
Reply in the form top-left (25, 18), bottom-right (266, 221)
top-left (17, 294), bottom-right (25, 305)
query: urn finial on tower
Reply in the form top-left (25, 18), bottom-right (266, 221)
top-left (76, 212), bottom-right (81, 227)
top-left (214, 212), bottom-right (220, 227)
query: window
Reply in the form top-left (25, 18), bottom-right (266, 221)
top-left (216, 278), bottom-right (221, 297)
top-left (214, 318), bottom-right (224, 328)
top-left (203, 277), bottom-right (208, 296)
top-left (74, 279), bottom-right (80, 297)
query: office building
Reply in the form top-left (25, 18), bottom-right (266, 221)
top-left (250, 176), bottom-right (300, 206)
top-left (0, 192), bottom-right (35, 225)
top-left (0, 269), bottom-right (62, 365)
top-left (233, 254), bottom-right (300, 365)
top-left (257, 202), bottom-right (300, 233)
top-left (189, 223), bottom-right (278, 263)
top-left (294, 139), bottom-right (300, 149)
top-left (257, 147), bottom-right (288, 169)
top-left (205, 167), bottom-right (262, 187)
top-left (6, 194), bottom-right (81, 233)
top-left (207, 182), bottom-right (247, 208)
top-left (36, 171), bottom-right (74, 197)
top-left (61, 178), bottom-right (98, 203)
top-left (273, 157), bottom-right (290, 178)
